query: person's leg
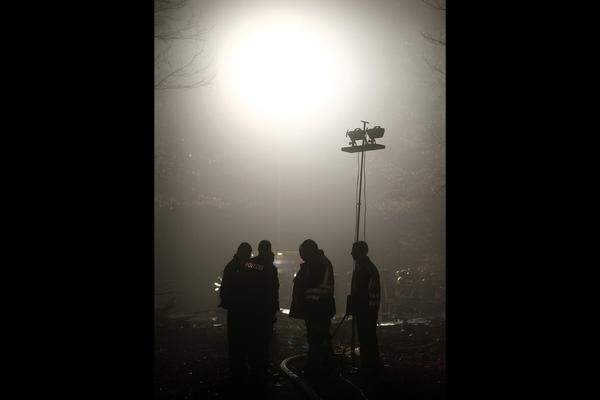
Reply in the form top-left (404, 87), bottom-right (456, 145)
top-left (356, 312), bottom-right (379, 375)
top-left (227, 311), bottom-right (248, 382)
top-left (257, 315), bottom-right (270, 374)
top-left (355, 312), bottom-right (368, 370)
top-left (319, 317), bottom-right (337, 379)
top-left (304, 319), bottom-right (319, 377)
top-left (248, 314), bottom-right (270, 384)
top-left (268, 320), bottom-right (278, 363)
top-left (305, 316), bottom-right (335, 381)
top-left (366, 313), bottom-right (380, 374)
top-left (370, 314), bottom-right (380, 373)
top-left (318, 317), bottom-right (334, 367)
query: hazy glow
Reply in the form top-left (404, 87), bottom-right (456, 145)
top-left (223, 13), bottom-right (347, 118)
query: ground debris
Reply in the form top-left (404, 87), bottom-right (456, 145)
top-left (156, 312), bottom-right (445, 399)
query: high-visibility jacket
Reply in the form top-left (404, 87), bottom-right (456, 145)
top-left (289, 250), bottom-right (336, 320)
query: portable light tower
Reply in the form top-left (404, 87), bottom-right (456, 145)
top-left (341, 120), bottom-right (386, 363)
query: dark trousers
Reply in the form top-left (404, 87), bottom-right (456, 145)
top-left (355, 311), bottom-right (380, 374)
top-left (304, 316), bottom-right (334, 376)
top-left (227, 311), bottom-right (271, 382)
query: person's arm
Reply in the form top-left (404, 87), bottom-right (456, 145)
top-left (219, 261), bottom-right (233, 309)
top-left (272, 267), bottom-right (280, 322)
top-left (289, 264), bottom-right (307, 319)
top-left (367, 263), bottom-right (381, 314)
top-left (322, 256), bottom-right (335, 297)
top-left (328, 258), bottom-right (334, 295)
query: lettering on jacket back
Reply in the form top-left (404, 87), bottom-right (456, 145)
top-left (244, 261), bottom-right (264, 271)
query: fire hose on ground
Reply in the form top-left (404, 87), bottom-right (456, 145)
top-left (279, 353), bottom-right (368, 400)
top-left (279, 312), bottom-right (368, 400)
top-left (278, 313), bottom-right (441, 399)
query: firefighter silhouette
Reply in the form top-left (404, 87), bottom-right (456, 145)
top-left (350, 241), bottom-right (381, 377)
top-left (219, 241), bottom-right (278, 385)
top-left (289, 239), bottom-right (337, 381)
top-left (248, 240), bottom-right (280, 352)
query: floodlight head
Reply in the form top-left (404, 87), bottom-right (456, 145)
top-left (346, 128), bottom-right (366, 143)
top-left (341, 122), bottom-right (386, 153)
top-left (366, 126), bottom-right (384, 143)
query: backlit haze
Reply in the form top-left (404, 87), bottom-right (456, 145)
top-left (155, 0), bottom-right (445, 311)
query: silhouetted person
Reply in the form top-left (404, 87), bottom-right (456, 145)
top-left (289, 239), bottom-right (337, 381)
top-left (350, 241), bottom-right (381, 378)
top-left (219, 242), bottom-right (277, 386)
top-left (247, 240), bottom-right (280, 372)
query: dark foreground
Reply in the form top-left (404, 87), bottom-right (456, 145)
top-left (155, 310), bottom-right (445, 399)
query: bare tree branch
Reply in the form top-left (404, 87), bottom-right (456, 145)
top-left (420, 0), bottom-right (446, 77)
top-left (155, 52), bottom-right (215, 90)
top-left (424, 56), bottom-right (445, 79)
top-left (421, 0), bottom-right (446, 11)
top-left (155, 0), bottom-right (188, 13)
top-left (421, 31), bottom-right (446, 46)
top-left (155, 0), bottom-right (212, 90)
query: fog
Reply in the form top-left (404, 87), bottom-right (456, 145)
top-left (155, 0), bottom-right (445, 312)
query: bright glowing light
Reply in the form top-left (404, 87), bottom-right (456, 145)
top-left (223, 12), bottom-right (351, 118)
top-left (277, 252), bottom-right (283, 256)
top-left (378, 321), bottom-right (402, 327)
